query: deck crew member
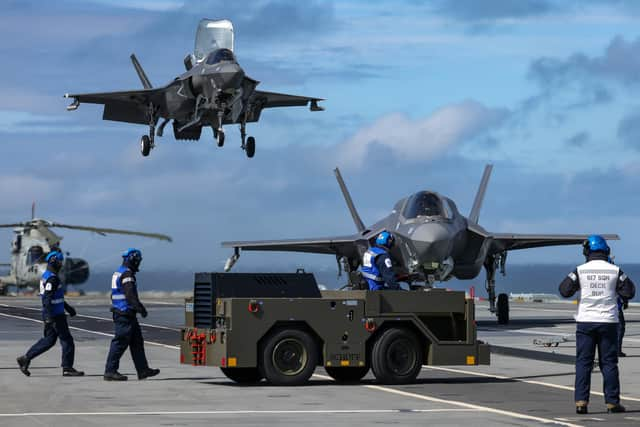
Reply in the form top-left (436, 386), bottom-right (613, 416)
top-left (17, 251), bottom-right (84, 377)
top-left (558, 235), bottom-right (635, 414)
top-left (104, 248), bottom-right (160, 381)
top-left (361, 231), bottom-right (401, 290)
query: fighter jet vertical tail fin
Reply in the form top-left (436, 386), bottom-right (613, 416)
top-left (130, 54), bottom-right (153, 89)
top-left (469, 164), bottom-right (493, 224)
top-left (334, 168), bottom-right (366, 234)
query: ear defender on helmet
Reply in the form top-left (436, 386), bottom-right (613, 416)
top-left (122, 248), bottom-right (143, 269)
top-left (45, 251), bottom-right (64, 269)
top-left (376, 231), bottom-right (394, 248)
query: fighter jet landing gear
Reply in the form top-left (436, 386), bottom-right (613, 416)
top-left (216, 108), bottom-right (225, 147)
top-left (140, 135), bottom-right (152, 157)
top-left (496, 293), bottom-right (509, 325)
top-left (239, 120), bottom-right (255, 158)
top-left (485, 252), bottom-right (509, 324)
top-left (141, 105), bottom-right (157, 157)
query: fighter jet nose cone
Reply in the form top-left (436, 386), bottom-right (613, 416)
top-left (411, 223), bottom-right (453, 261)
top-left (213, 64), bottom-right (244, 90)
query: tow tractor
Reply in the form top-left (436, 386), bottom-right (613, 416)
top-left (180, 272), bottom-right (490, 385)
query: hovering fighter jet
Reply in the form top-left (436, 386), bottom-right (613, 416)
top-left (64, 19), bottom-right (323, 158)
top-left (0, 206), bottom-right (172, 295)
top-left (222, 165), bottom-right (618, 323)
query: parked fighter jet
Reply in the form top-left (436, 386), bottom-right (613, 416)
top-left (0, 207), bottom-right (172, 294)
top-left (222, 165), bottom-right (618, 323)
top-left (64, 19), bottom-right (323, 158)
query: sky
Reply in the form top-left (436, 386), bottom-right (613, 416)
top-left (1, 0), bottom-right (640, 274)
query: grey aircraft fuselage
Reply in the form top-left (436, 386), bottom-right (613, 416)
top-left (222, 165), bottom-right (618, 319)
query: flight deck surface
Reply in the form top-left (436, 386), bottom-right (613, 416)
top-left (1, 296), bottom-right (638, 426)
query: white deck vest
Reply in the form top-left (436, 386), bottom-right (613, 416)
top-left (576, 259), bottom-right (619, 323)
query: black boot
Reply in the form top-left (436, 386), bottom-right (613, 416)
top-left (607, 403), bottom-right (626, 413)
top-left (63, 367), bottom-right (85, 377)
top-left (576, 401), bottom-right (588, 414)
top-left (104, 371), bottom-right (128, 381)
top-left (17, 356), bottom-right (30, 377)
top-left (138, 368), bottom-right (160, 380)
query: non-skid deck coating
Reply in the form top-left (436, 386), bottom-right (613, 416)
top-left (1, 296), bottom-right (639, 426)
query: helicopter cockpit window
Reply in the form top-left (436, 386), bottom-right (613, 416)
top-left (205, 49), bottom-right (235, 65)
top-left (27, 246), bottom-right (44, 265)
top-left (402, 192), bottom-right (443, 219)
top-left (12, 235), bottom-right (21, 253)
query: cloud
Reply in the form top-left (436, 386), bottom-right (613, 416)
top-left (433, 0), bottom-right (554, 23)
top-left (565, 131), bottom-right (590, 147)
top-left (617, 111), bottom-right (640, 150)
top-left (529, 35), bottom-right (640, 89)
top-left (337, 100), bottom-right (508, 168)
top-left (0, 175), bottom-right (56, 209)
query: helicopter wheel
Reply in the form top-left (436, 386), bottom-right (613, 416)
top-left (246, 136), bottom-right (255, 158)
top-left (217, 130), bottom-right (225, 147)
top-left (140, 135), bottom-right (151, 157)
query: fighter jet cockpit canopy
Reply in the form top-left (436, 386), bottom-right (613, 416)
top-left (194, 19), bottom-right (234, 63)
top-left (205, 48), bottom-right (236, 65)
top-left (402, 192), bottom-right (451, 219)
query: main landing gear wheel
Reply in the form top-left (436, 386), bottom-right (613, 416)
top-left (497, 293), bottom-right (509, 325)
top-left (140, 135), bottom-right (151, 157)
top-left (217, 130), bottom-right (225, 147)
top-left (220, 367), bottom-right (263, 384)
top-left (246, 136), bottom-right (255, 158)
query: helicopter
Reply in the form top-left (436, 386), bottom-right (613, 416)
top-left (0, 205), bottom-right (172, 295)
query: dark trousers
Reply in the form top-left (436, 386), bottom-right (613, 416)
top-left (105, 313), bottom-right (149, 374)
top-left (618, 310), bottom-right (626, 353)
top-left (25, 315), bottom-right (75, 369)
top-left (575, 322), bottom-right (620, 404)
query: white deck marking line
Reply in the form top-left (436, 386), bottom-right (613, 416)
top-left (479, 327), bottom-right (571, 336)
top-left (482, 327), bottom-right (640, 344)
top-left (0, 312), bottom-right (179, 350)
top-left (312, 374), bottom-right (582, 427)
top-left (3, 306), bottom-right (634, 414)
top-left (422, 365), bottom-right (640, 402)
top-left (143, 300), bottom-right (183, 306)
top-left (0, 409), bottom-right (475, 417)
top-left (0, 303), bottom-right (181, 331)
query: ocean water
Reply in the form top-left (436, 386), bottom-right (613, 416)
top-left (78, 264), bottom-right (640, 302)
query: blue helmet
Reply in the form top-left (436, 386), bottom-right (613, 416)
top-left (375, 231), bottom-right (395, 248)
top-left (122, 248), bottom-right (142, 261)
top-left (122, 248), bottom-right (143, 272)
top-left (45, 250), bottom-right (64, 264)
top-left (583, 235), bottom-right (610, 256)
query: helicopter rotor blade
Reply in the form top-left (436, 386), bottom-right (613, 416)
top-left (47, 223), bottom-right (172, 242)
top-left (0, 223), bottom-right (29, 228)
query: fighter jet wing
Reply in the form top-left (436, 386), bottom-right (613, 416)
top-left (222, 235), bottom-right (363, 258)
top-left (489, 232), bottom-right (620, 252)
top-left (64, 86), bottom-right (171, 124)
top-left (252, 90), bottom-right (324, 110)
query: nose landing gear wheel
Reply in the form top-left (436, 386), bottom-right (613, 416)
top-left (217, 130), bottom-right (225, 147)
top-left (140, 135), bottom-right (151, 157)
top-left (246, 136), bottom-right (255, 158)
